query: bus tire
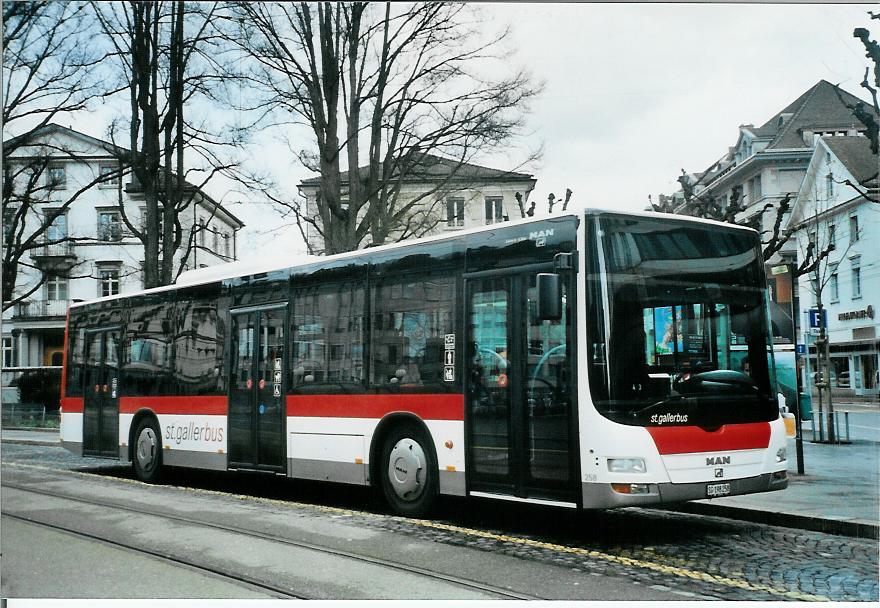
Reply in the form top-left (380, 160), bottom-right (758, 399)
top-left (380, 422), bottom-right (437, 517)
top-left (132, 418), bottom-right (163, 483)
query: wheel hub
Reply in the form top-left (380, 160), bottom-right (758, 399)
top-left (136, 427), bottom-right (158, 470)
top-left (387, 437), bottom-right (425, 501)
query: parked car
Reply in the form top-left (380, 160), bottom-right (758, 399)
top-left (812, 370), bottom-right (850, 388)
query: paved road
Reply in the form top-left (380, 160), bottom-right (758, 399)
top-left (2, 442), bottom-right (877, 601)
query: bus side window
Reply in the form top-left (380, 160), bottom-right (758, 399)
top-left (124, 294), bottom-right (174, 396)
top-left (291, 281), bottom-right (365, 391)
top-left (370, 274), bottom-right (456, 391)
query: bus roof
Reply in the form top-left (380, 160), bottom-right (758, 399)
top-left (69, 208), bottom-right (756, 309)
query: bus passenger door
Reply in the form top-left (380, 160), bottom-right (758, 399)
top-left (466, 272), bottom-right (576, 503)
top-left (228, 306), bottom-right (287, 472)
top-left (82, 327), bottom-right (121, 458)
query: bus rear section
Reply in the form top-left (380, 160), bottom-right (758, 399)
top-left (579, 212), bottom-right (788, 508)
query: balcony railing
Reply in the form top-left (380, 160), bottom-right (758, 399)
top-left (33, 242), bottom-right (76, 257)
top-left (14, 299), bottom-right (70, 319)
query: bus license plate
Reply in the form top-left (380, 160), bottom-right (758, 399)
top-left (707, 482), bottom-right (731, 497)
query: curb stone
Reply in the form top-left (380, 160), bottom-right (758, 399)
top-left (669, 501), bottom-right (879, 540)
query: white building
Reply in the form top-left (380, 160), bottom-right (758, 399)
top-left (670, 81), bottom-right (876, 345)
top-left (298, 154), bottom-right (537, 254)
top-left (2, 124), bottom-right (244, 395)
top-left (789, 135), bottom-right (879, 397)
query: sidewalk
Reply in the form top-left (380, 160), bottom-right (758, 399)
top-left (3, 425), bottom-right (878, 539)
top-left (674, 424), bottom-right (879, 540)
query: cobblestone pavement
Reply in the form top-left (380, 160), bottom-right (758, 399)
top-left (3, 443), bottom-right (877, 602)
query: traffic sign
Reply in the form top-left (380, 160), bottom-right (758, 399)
top-left (807, 308), bottom-right (827, 329)
top-left (796, 343), bottom-right (806, 355)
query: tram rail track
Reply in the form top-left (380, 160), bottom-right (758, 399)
top-left (4, 481), bottom-right (539, 600)
top-left (2, 511), bottom-right (307, 599)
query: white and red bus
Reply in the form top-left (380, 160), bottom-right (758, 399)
top-left (60, 210), bottom-right (788, 515)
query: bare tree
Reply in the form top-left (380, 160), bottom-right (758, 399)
top-left (831, 16), bottom-right (880, 205)
top-left (224, 2), bottom-right (541, 254)
top-left (2, 2), bottom-right (112, 309)
top-left (92, 1), bottom-right (238, 287)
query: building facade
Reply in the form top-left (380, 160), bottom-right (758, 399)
top-left (789, 136), bottom-right (879, 397)
top-left (2, 124), bottom-right (244, 401)
top-left (298, 154), bottom-right (537, 254)
top-left (667, 80), bottom-right (878, 399)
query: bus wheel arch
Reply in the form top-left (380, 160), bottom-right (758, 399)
top-left (370, 413), bottom-right (438, 517)
top-left (129, 409), bottom-right (163, 483)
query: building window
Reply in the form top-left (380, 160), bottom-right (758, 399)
top-left (3, 206), bottom-right (17, 243)
top-left (851, 257), bottom-right (861, 299)
top-left (140, 207), bottom-right (166, 238)
top-left (47, 164), bottom-right (66, 189)
top-left (99, 163), bottom-right (121, 187)
top-left (46, 273), bottom-right (68, 301)
top-left (223, 233), bottom-right (230, 257)
top-left (45, 210), bottom-right (67, 242)
top-left (749, 174), bottom-right (762, 201)
top-left (830, 265), bottom-right (839, 303)
top-left (198, 220), bottom-right (206, 247)
top-left (97, 210), bottom-right (122, 241)
top-left (484, 196), bottom-right (503, 225)
top-left (828, 223), bottom-right (836, 249)
top-left (825, 172), bottom-right (834, 199)
top-left (811, 278), bottom-right (820, 306)
top-left (99, 266), bottom-right (121, 298)
top-left (212, 229), bottom-right (218, 253)
top-left (2, 336), bottom-right (16, 367)
top-left (446, 197), bottom-right (464, 227)
top-left (849, 214), bottom-right (859, 243)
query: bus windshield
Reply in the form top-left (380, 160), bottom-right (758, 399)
top-left (590, 215), bottom-right (778, 428)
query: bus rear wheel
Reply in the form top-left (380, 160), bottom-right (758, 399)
top-left (133, 418), bottom-right (163, 483)
top-left (380, 423), bottom-right (437, 517)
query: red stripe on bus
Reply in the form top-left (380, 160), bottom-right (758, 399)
top-left (61, 397), bottom-right (84, 413)
top-left (60, 309), bottom-right (70, 398)
top-left (118, 396), bottom-right (228, 415)
top-left (646, 422), bottom-right (771, 455)
top-left (286, 393), bottom-right (464, 421)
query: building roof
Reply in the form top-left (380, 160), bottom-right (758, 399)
top-left (823, 136), bottom-right (879, 188)
top-left (759, 80), bottom-right (873, 150)
top-left (4, 123), bottom-right (245, 229)
top-left (299, 153), bottom-right (535, 188)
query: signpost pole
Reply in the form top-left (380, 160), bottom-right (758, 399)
top-left (788, 263), bottom-right (805, 474)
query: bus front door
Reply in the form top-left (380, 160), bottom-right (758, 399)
top-left (228, 306), bottom-right (287, 472)
top-left (82, 327), bottom-right (121, 458)
top-left (466, 272), bottom-right (576, 503)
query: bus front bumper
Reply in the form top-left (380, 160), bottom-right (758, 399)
top-left (581, 471), bottom-right (788, 509)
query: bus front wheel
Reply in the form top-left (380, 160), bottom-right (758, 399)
top-left (380, 423), bottom-right (437, 517)
top-left (133, 418), bottom-right (163, 483)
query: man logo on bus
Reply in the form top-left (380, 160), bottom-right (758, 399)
top-left (706, 456), bottom-right (731, 466)
top-left (529, 228), bottom-right (554, 247)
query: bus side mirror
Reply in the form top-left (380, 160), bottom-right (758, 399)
top-left (537, 273), bottom-right (562, 321)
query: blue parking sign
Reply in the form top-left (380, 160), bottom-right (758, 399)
top-left (808, 308), bottom-right (827, 328)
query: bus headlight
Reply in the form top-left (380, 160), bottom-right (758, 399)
top-left (776, 448), bottom-right (787, 463)
top-left (607, 458), bottom-right (646, 473)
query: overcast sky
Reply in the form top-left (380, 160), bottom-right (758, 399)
top-left (71, 3), bottom-right (876, 261)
